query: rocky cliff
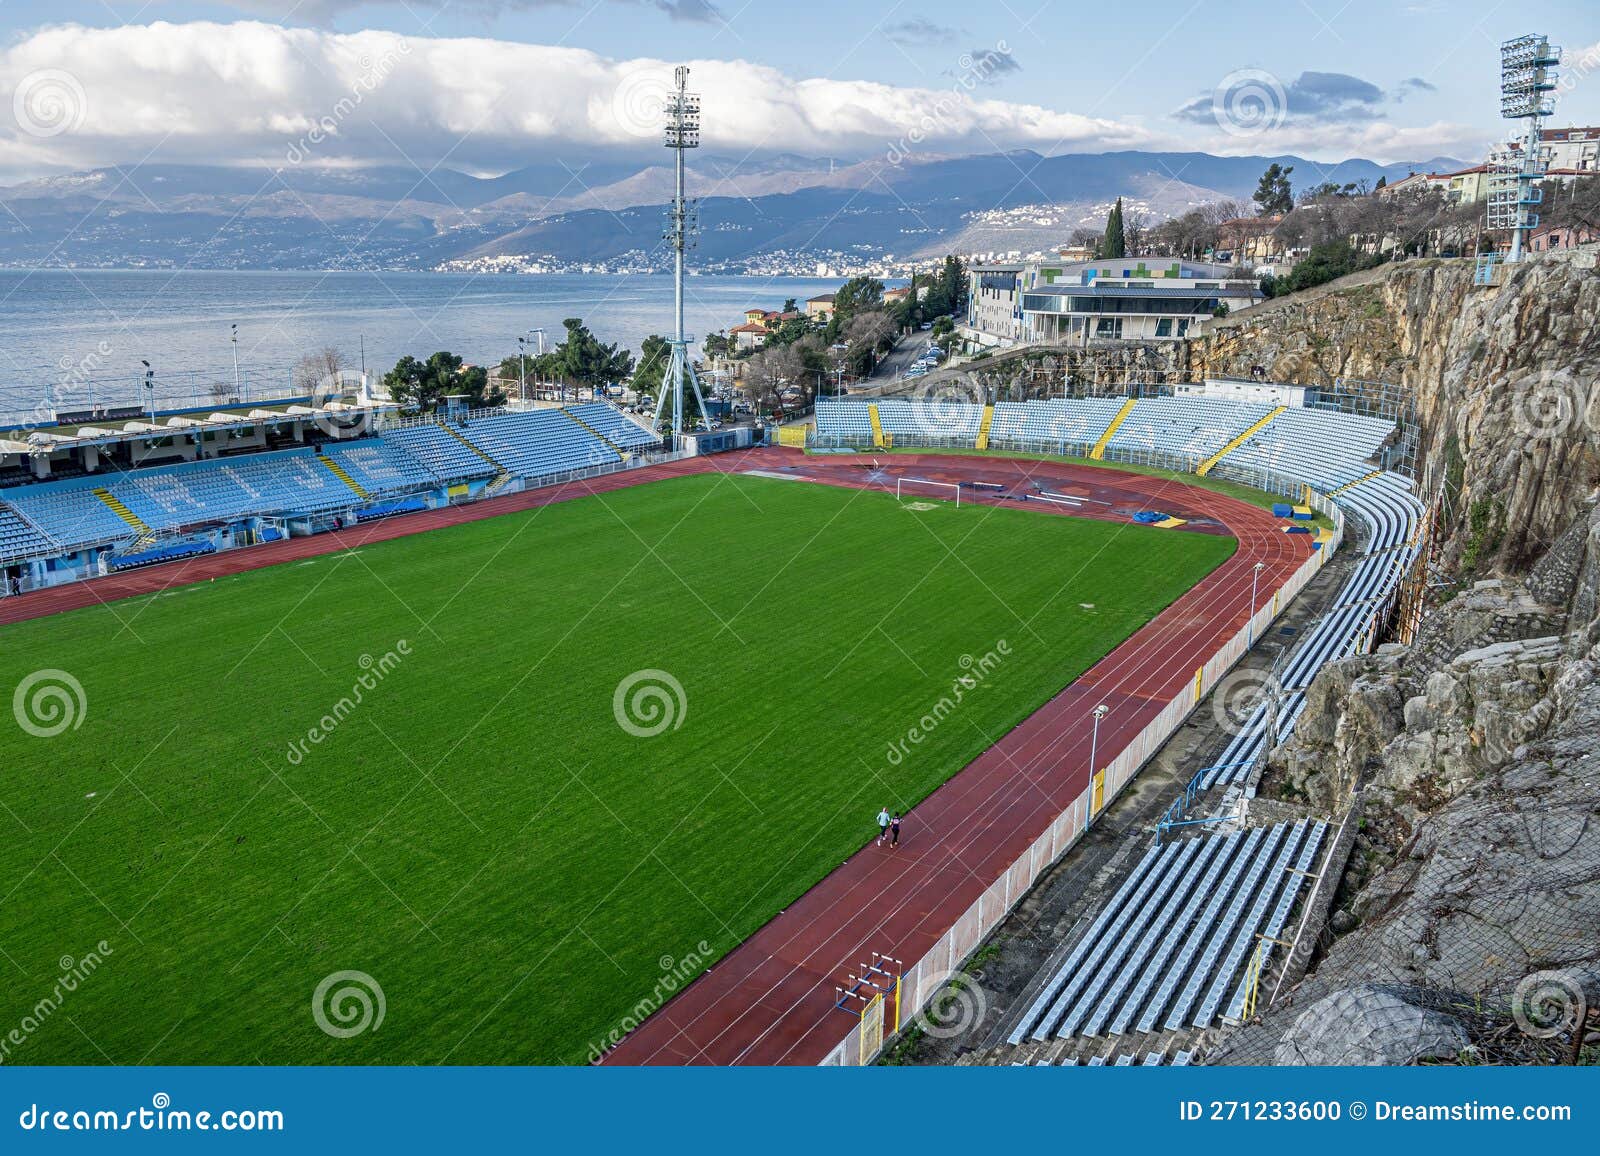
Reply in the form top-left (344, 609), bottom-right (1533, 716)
top-left (1197, 251), bottom-right (1600, 1065)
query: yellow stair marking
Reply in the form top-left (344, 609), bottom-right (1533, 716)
top-left (92, 488), bottom-right (150, 534)
top-left (557, 406), bottom-right (625, 461)
top-left (975, 404), bottom-right (995, 450)
top-left (1328, 469), bottom-right (1382, 496)
top-left (868, 403), bottom-right (886, 449)
top-left (436, 421), bottom-right (512, 493)
top-left (1090, 397), bottom-right (1139, 461)
top-left (1196, 406), bottom-right (1286, 476)
top-left (319, 456), bottom-right (368, 498)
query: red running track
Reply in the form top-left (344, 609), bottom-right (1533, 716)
top-left (604, 451), bottom-right (1310, 1065)
top-left (0, 447), bottom-right (1308, 1067)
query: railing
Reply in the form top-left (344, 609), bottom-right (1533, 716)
top-left (818, 450), bottom-right (1347, 1066)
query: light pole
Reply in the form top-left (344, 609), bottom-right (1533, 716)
top-left (518, 336), bottom-right (528, 403)
top-left (141, 360), bottom-right (155, 422)
top-left (230, 323), bottom-right (240, 399)
top-left (1248, 561), bottom-right (1265, 646)
top-left (1089, 702), bottom-right (1109, 782)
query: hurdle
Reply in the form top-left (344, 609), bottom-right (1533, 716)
top-left (894, 477), bottom-right (961, 507)
top-left (833, 952), bottom-right (903, 1036)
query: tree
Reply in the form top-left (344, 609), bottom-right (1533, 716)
top-left (293, 346), bottom-right (350, 395)
top-left (825, 276), bottom-right (885, 341)
top-left (702, 332), bottom-right (731, 360)
top-left (632, 334), bottom-right (671, 395)
top-left (1374, 175), bottom-right (1387, 191)
top-left (1100, 198), bottom-right (1127, 259)
top-left (925, 254), bottom-right (967, 317)
top-left (1253, 163), bottom-right (1295, 216)
top-left (383, 351), bottom-right (505, 413)
top-left (548, 317), bottom-right (634, 398)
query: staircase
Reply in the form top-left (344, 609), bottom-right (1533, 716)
top-left (868, 403), bottom-right (887, 449)
top-left (1328, 469), bottom-right (1381, 496)
top-left (557, 407), bottom-right (625, 461)
top-left (435, 422), bottom-right (515, 496)
top-left (1196, 406), bottom-right (1285, 476)
top-left (975, 404), bottom-right (995, 450)
top-left (1090, 397), bottom-right (1139, 461)
top-left (93, 488), bottom-right (150, 536)
top-left (318, 456), bottom-right (368, 499)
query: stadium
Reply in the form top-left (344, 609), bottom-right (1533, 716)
top-left (0, 376), bottom-right (1427, 1066)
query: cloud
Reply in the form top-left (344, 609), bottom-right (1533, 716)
top-left (959, 46), bottom-right (1021, 85)
top-left (200, 0), bottom-right (723, 24)
top-left (884, 18), bottom-right (960, 47)
top-left (1175, 69), bottom-right (1392, 126)
top-left (0, 22), bottom-right (1149, 177)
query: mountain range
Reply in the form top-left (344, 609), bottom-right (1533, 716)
top-left (0, 149), bottom-right (1470, 272)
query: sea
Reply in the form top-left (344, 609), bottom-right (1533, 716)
top-left (0, 270), bottom-right (848, 423)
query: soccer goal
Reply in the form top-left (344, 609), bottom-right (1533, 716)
top-left (895, 477), bottom-right (961, 507)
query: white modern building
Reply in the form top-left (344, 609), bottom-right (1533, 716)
top-left (966, 257), bottom-right (1262, 345)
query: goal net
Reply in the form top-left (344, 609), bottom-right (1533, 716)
top-left (895, 477), bottom-right (961, 507)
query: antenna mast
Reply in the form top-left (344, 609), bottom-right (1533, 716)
top-left (652, 66), bottom-right (715, 442)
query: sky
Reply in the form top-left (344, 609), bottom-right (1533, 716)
top-left (1, 0), bottom-right (1598, 180)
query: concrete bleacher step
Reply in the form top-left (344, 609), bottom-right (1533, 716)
top-left (558, 407), bottom-right (625, 461)
top-left (1196, 406), bottom-right (1285, 476)
top-left (318, 456), bottom-right (369, 499)
top-left (1089, 397), bottom-right (1138, 460)
top-left (975, 404), bottom-right (995, 450)
top-left (437, 422), bottom-right (509, 472)
top-left (92, 488), bottom-right (150, 534)
top-left (868, 403), bottom-right (887, 448)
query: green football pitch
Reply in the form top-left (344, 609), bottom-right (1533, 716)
top-left (0, 472), bottom-right (1234, 1064)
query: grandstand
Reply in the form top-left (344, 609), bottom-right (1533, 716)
top-left (0, 399), bottom-right (668, 593)
top-left (1201, 473), bottom-right (1423, 790)
top-left (1004, 820), bottom-right (1327, 1053)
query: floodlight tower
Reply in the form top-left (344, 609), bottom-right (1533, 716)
top-left (1490, 34), bottom-right (1562, 263)
top-left (652, 66), bottom-right (715, 442)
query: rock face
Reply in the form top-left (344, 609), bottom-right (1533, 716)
top-left (1199, 254), bottom-right (1600, 1065)
top-left (1190, 249), bottom-right (1600, 576)
top-left (1274, 986), bottom-right (1470, 1066)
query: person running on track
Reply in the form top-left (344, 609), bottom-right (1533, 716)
top-left (875, 806), bottom-right (892, 845)
top-left (890, 812), bottom-right (902, 849)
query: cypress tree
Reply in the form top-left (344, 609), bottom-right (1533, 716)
top-left (1101, 197), bottom-right (1127, 259)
